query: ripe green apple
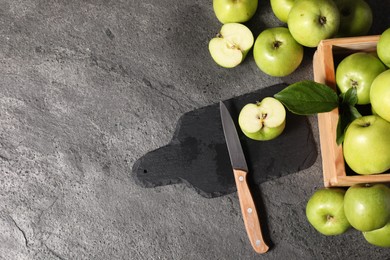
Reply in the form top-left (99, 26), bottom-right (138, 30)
top-left (253, 27), bottom-right (303, 77)
top-left (336, 52), bottom-right (386, 105)
top-left (305, 188), bottom-right (351, 236)
top-left (343, 115), bottom-right (390, 174)
top-left (213, 0), bottom-right (258, 24)
top-left (238, 97), bottom-right (286, 141)
top-left (377, 28), bottom-right (390, 68)
top-left (344, 184), bottom-right (390, 232)
top-left (363, 221), bottom-right (390, 248)
top-left (370, 69), bottom-right (390, 122)
top-left (333, 0), bottom-right (373, 37)
top-left (209, 23), bottom-right (254, 68)
top-left (287, 0), bottom-right (340, 47)
top-left (270, 0), bottom-right (295, 23)
top-left (371, 105), bottom-right (377, 115)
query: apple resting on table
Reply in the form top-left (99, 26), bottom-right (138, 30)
top-left (253, 27), bottom-right (303, 77)
top-left (270, 0), bottom-right (295, 23)
top-left (305, 188), bottom-right (351, 236)
top-left (363, 221), bottom-right (390, 248)
top-left (336, 52), bottom-right (386, 105)
top-left (370, 69), bottom-right (390, 122)
top-left (344, 184), bottom-right (390, 232)
top-left (333, 0), bottom-right (373, 37)
top-left (213, 0), bottom-right (258, 24)
top-left (287, 0), bottom-right (340, 47)
top-left (208, 23), bottom-right (254, 68)
top-left (343, 115), bottom-right (390, 175)
top-left (238, 97), bottom-right (286, 141)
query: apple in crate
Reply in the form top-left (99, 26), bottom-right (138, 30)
top-left (209, 23), bottom-right (254, 69)
top-left (377, 28), bottom-right (390, 68)
top-left (344, 184), bottom-right (390, 232)
top-left (336, 52), bottom-right (386, 105)
top-left (270, 0), bottom-right (295, 23)
top-left (363, 221), bottom-right (390, 248)
top-left (238, 97), bottom-right (286, 141)
top-left (343, 115), bottom-right (390, 175)
top-left (370, 70), bottom-right (390, 122)
top-left (333, 0), bottom-right (372, 37)
top-left (213, 0), bottom-right (258, 24)
top-left (305, 188), bottom-right (351, 236)
top-left (253, 27), bottom-right (303, 77)
top-left (287, 0), bottom-right (340, 47)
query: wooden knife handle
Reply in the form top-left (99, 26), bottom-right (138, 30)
top-left (233, 169), bottom-right (269, 254)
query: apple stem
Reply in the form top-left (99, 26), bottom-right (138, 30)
top-left (350, 80), bottom-right (358, 88)
top-left (326, 215), bottom-right (334, 221)
top-left (319, 16), bottom-right (327, 26)
top-left (273, 41), bottom-right (282, 49)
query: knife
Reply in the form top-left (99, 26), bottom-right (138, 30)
top-left (219, 101), bottom-right (269, 254)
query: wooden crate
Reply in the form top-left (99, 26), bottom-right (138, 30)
top-left (313, 35), bottom-right (390, 187)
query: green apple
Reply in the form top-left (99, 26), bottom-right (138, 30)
top-left (213, 0), bottom-right (258, 24)
top-left (370, 69), bottom-right (390, 122)
top-left (270, 0), bottom-right (295, 23)
top-left (344, 184), bottom-right (390, 232)
top-left (287, 0), bottom-right (340, 47)
top-left (363, 221), bottom-right (390, 248)
top-left (371, 105), bottom-right (377, 115)
top-left (238, 97), bottom-right (286, 141)
top-left (333, 0), bottom-right (373, 37)
top-left (306, 188), bottom-right (351, 236)
top-left (253, 27), bottom-right (304, 77)
top-left (377, 28), bottom-right (390, 68)
top-left (343, 115), bottom-right (390, 174)
top-left (336, 52), bottom-right (386, 105)
top-left (209, 23), bottom-right (254, 68)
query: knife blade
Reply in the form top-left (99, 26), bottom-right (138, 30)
top-left (219, 101), bottom-right (269, 254)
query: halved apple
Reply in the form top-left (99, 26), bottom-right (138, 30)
top-left (208, 23), bottom-right (254, 68)
top-left (238, 97), bottom-right (286, 141)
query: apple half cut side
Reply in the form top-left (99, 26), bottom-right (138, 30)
top-left (238, 97), bottom-right (286, 141)
top-left (209, 23), bottom-right (254, 68)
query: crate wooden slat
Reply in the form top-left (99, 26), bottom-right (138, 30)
top-left (313, 35), bottom-right (390, 187)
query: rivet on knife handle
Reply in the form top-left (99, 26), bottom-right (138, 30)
top-left (234, 169), bottom-right (269, 254)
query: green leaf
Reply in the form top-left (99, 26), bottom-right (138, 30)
top-left (336, 108), bottom-right (350, 145)
top-left (340, 87), bottom-right (358, 106)
top-left (274, 80), bottom-right (339, 115)
top-left (349, 105), bottom-right (362, 120)
top-left (336, 87), bottom-right (362, 145)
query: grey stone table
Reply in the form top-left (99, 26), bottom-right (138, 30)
top-left (1, 1), bottom-right (390, 259)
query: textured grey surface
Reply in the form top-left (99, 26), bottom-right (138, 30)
top-left (1, 0), bottom-right (390, 259)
